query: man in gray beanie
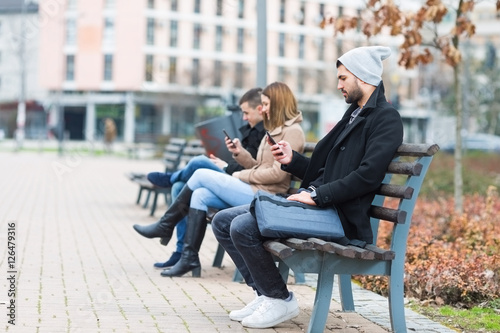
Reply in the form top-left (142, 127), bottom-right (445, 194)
top-left (210, 45), bottom-right (404, 329)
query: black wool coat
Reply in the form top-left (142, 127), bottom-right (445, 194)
top-left (283, 82), bottom-right (404, 244)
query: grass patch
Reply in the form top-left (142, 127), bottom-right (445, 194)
top-left (409, 300), bottom-right (500, 333)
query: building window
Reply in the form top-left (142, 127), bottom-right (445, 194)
top-left (194, 0), bottom-right (200, 13)
top-left (104, 54), bottom-right (113, 81)
top-left (148, 0), bottom-right (154, 9)
top-left (171, 0), bottom-right (177, 11)
top-left (104, 0), bottom-right (115, 8)
top-left (66, 18), bottom-right (77, 45)
top-left (214, 61), bottom-right (222, 87)
top-left (170, 21), bottom-right (178, 47)
top-left (0, 76), bottom-right (2, 91)
top-left (145, 55), bottom-right (153, 82)
top-left (216, 0), bottom-right (223, 15)
top-left (279, 33), bottom-right (285, 57)
top-left (237, 28), bottom-right (244, 53)
top-left (146, 18), bottom-right (155, 45)
top-left (235, 63), bottom-right (243, 88)
top-left (215, 26), bottom-right (223, 51)
top-left (238, 0), bottom-right (244, 18)
top-left (193, 24), bottom-right (202, 49)
top-left (317, 37), bottom-right (324, 61)
top-left (298, 35), bottom-right (305, 59)
top-left (103, 17), bottom-right (114, 43)
top-left (278, 66), bottom-right (285, 82)
top-left (66, 55), bottom-right (75, 81)
top-left (67, 0), bottom-right (77, 11)
top-left (316, 70), bottom-right (324, 94)
top-left (191, 59), bottom-right (200, 86)
top-left (169, 57), bottom-right (177, 84)
top-left (279, 0), bottom-right (286, 23)
top-left (298, 68), bottom-right (305, 93)
top-left (298, 2), bottom-right (305, 25)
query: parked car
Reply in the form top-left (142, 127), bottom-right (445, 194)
top-left (441, 133), bottom-right (500, 154)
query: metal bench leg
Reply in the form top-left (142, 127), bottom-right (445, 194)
top-left (293, 271), bottom-right (306, 284)
top-left (277, 260), bottom-right (290, 284)
top-left (212, 243), bottom-right (225, 268)
top-left (307, 258), bottom-right (335, 333)
top-left (150, 191), bottom-right (159, 216)
top-left (142, 190), bottom-right (151, 208)
top-left (389, 265), bottom-right (407, 332)
top-left (232, 269), bottom-right (243, 282)
top-left (136, 187), bottom-right (144, 204)
top-left (339, 274), bottom-right (355, 311)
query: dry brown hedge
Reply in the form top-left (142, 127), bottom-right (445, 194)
top-left (356, 186), bottom-right (500, 307)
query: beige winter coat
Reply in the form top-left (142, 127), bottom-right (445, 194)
top-left (233, 112), bottom-right (305, 194)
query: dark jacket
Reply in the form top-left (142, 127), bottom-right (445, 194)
top-left (225, 121), bottom-right (265, 175)
top-left (282, 83), bottom-right (403, 244)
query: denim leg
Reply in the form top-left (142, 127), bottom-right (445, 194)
top-left (170, 155), bottom-right (223, 183)
top-left (230, 209), bottom-right (290, 300)
top-left (187, 169), bottom-right (255, 210)
top-left (171, 181), bottom-right (187, 253)
top-left (211, 205), bottom-right (256, 290)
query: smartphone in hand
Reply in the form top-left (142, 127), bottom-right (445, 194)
top-left (223, 129), bottom-right (236, 148)
top-left (266, 131), bottom-right (283, 155)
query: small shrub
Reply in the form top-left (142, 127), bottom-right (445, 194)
top-left (356, 186), bottom-right (500, 308)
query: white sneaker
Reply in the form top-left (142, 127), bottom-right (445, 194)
top-left (241, 292), bottom-right (299, 328)
top-left (229, 293), bottom-right (265, 321)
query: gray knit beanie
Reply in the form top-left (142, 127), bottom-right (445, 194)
top-left (337, 46), bottom-right (391, 86)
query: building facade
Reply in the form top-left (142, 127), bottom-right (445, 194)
top-left (0, 0), bottom-right (45, 140)
top-left (38, 0), bottom-right (368, 143)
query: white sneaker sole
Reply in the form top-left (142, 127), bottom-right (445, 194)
top-left (242, 307), bottom-right (300, 328)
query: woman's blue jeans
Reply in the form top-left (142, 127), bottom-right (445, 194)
top-left (211, 204), bottom-right (290, 299)
top-left (186, 169), bottom-right (255, 211)
top-left (170, 155), bottom-right (223, 183)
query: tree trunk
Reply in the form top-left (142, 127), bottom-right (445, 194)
top-left (453, 65), bottom-right (464, 213)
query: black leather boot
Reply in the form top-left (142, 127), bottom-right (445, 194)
top-left (161, 209), bottom-right (207, 277)
top-left (133, 185), bottom-right (193, 245)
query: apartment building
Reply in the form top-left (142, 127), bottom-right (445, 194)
top-left (37, 0), bottom-right (369, 143)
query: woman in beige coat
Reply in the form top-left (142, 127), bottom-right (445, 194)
top-left (133, 82), bottom-right (305, 277)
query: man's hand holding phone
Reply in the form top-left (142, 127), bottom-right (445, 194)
top-left (223, 129), bottom-right (241, 155)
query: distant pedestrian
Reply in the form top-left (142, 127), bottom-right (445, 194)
top-left (104, 118), bottom-right (117, 153)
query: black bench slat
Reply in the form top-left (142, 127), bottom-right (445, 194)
top-left (284, 238), bottom-right (316, 250)
top-left (387, 161), bottom-right (422, 176)
top-left (378, 184), bottom-right (414, 199)
top-left (364, 244), bottom-right (395, 260)
top-left (263, 240), bottom-right (294, 259)
top-left (370, 205), bottom-right (407, 224)
top-left (397, 143), bottom-right (440, 157)
top-left (308, 238), bottom-right (361, 258)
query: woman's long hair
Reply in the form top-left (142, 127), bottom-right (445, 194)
top-left (262, 82), bottom-right (299, 131)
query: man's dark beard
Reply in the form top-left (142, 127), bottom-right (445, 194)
top-left (345, 85), bottom-right (363, 104)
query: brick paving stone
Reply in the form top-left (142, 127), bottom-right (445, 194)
top-left (0, 149), bottom-right (458, 333)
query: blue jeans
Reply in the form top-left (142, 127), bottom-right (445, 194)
top-left (211, 204), bottom-right (290, 300)
top-left (171, 181), bottom-right (187, 253)
top-left (170, 155), bottom-right (223, 183)
top-left (186, 169), bottom-right (255, 211)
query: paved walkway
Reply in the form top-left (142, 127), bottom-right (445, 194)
top-left (0, 147), bottom-right (458, 332)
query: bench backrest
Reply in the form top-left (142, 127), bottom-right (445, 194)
top-left (369, 143), bottom-right (439, 257)
top-left (163, 138), bottom-right (187, 172)
top-left (178, 139), bottom-right (206, 169)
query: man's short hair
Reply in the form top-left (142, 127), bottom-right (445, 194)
top-left (239, 88), bottom-right (263, 108)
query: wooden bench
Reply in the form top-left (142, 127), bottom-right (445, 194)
top-left (127, 138), bottom-right (207, 216)
top-left (211, 142), bottom-right (317, 284)
top-left (263, 143), bottom-right (439, 333)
